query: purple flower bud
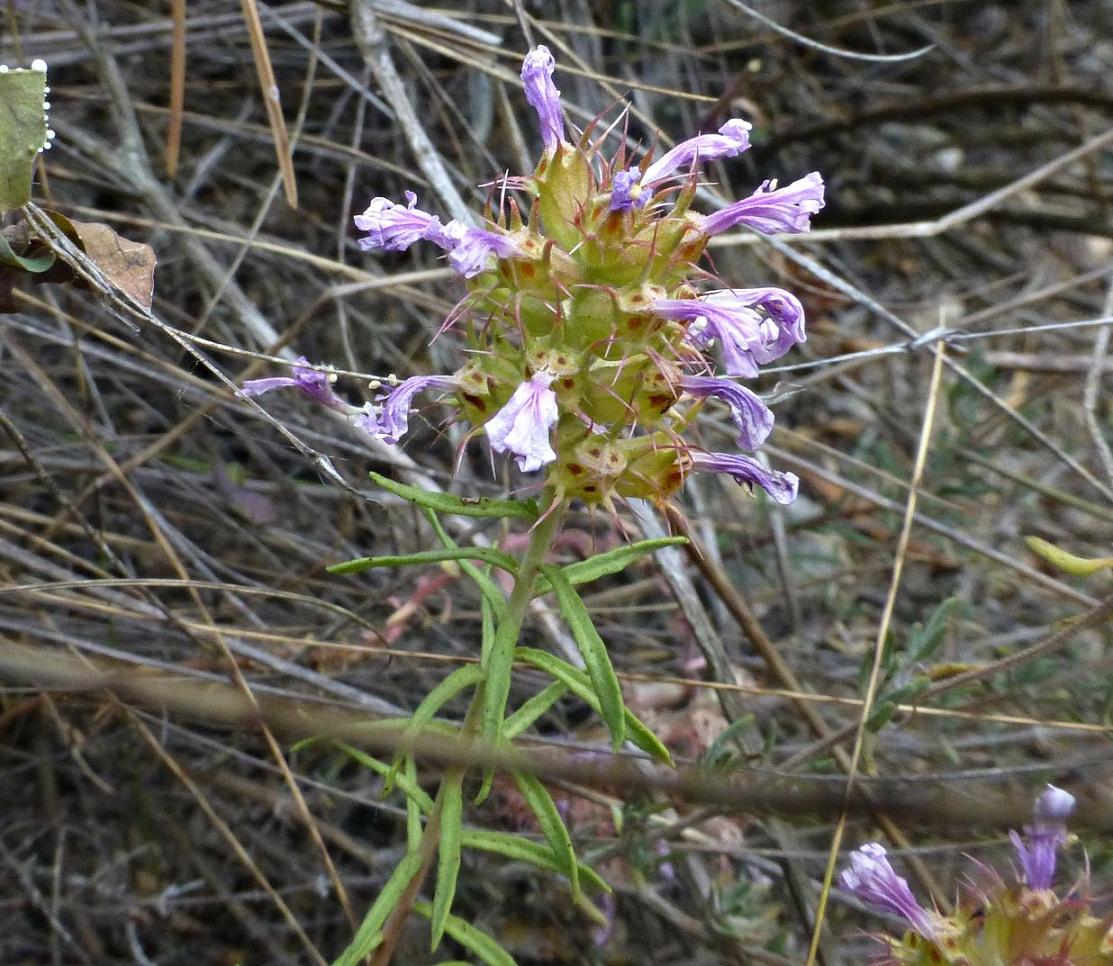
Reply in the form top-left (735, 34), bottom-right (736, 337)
top-left (373, 374), bottom-right (457, 444)
top-left (610, 166), bottom-right (645, 212)
top-left (689, 451), bottom-right (798, 504)
top-left (701, 172), bottom-right (825, 236)
top-left (678, 375), bottom-right (774, 451)
top-left (485, 371), bottom-right (559, 472)
top-left (654, 287), bottom-right (806, 378)
top-left (1010, 784), bottom-right (1076, 890)
top-left (242, 357), bottom-right (347, 411)
top-left (354, 190), bottom-right (448, 252)
top-left (521, 46), bottom-right (564, 152)
top-left (442, 221), bottom-right (524, 279)
top-left (839, 843), bottom-right (937, 939)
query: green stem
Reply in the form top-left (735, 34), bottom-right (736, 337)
top-left (369, 495), bottom-right (564, 966)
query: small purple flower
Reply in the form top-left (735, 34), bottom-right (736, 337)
top-left (839, 843), bottom-right (937, 940)
top-left (679, 375), bottom-right (773, 451)
top-left (521, 46), bottom-right (564, 152)
top-left (442, 221), bottom-right (524, 279)
top-left (701, 172), bottom-right (825, 236)
top-left (485, 371), bottom-right (559, 472)
top-left (374, 374), bottom-right (457, 444)
top-left (1010, 784), bottom-right (1076, 890)
top-left (611, 119), bottom-right (752, 212)
top-left (654, 287), bottom-right (806, 378)
top-left (689, 451), bottom-right (798, 504)
top-left (610, 166), bottom-right (643, 211)
top-left (242, 357), bottom-right (347, 411)
top-left (354, 191), bottom-right (448, 252)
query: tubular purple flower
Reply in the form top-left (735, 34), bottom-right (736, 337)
top-left (643, 118), bottom-right (752, 186)
top-left (521, 46), bottom-right (564, 152)
top-left (442, 221), bottom-right (524, 278)
top-left (839, 844), bottom-right (937, 940)
top-left (655, 287), bottom-right (806, 378)
top-left (373, 374), bottom-right (458, 444)
top-left (242, 357), bottom-right (347, 411)
top-left (1010, 784), bottom-right (1076, 890)
top-left (689, 451), bottom-right (798, 504)
top-left (610, 120), bottom-right (752, 213)
top-left (701, 172), bottom-right (825, 236)
top-left (678, 375), bottom-right (774, 451)
top-left (354, 191), bottom-right (448, 252)
top-left (485, 371), bottom-right (559, 472)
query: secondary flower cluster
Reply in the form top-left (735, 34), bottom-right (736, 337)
top-left (841, 786), bottom-right (1113, 964)
top-left (247, 46), bottom-right (825, 507)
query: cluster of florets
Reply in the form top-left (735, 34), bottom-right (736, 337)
top-left (246, 46), bottom-right (825, 508)
top-left (841, 786), bottom-right (1113, 964)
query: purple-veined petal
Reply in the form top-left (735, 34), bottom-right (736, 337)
top-left (839, 843), bottom-right (937, 939)
top-left (485, 371), bottom-right (559, 472)
top-left (689, 451), bottom-right (798, 504)
top-left (679, 375), bottom-right (774, 451)
top-left (701, 172), bottom-right (825, 236)
top-left (521, 46), bottom-right (564, 152)
top-left (442, 221), bottom-right (524, 278)
top-left (374, 374), bottom-right (457, 444)
top-left (654, 287), bottom-right (806, 377)
top-left (354, 191), bottom-right (449, 252)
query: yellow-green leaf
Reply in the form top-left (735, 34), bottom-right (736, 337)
top-left (1025, 536), bottom-right (1113, 576)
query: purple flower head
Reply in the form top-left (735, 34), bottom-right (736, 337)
top-left (610, 120), bottom-right (751, 213)
top-left (485, 371), bottom-right (559, 472)
top-left (1010, 784), bottom-right (1076, 890)
top-left (655, 287), bottom-right (806, 378)
top-left (354, 191), bottom-right (448, 252)
top-left (521, 46), bottom-right (564, 152)
top-left (679, 375), bottom-right (774, 451)
top-left (689, 451), bottom-right (798, 504)
top-left (242, 357), bottom-right (346, 411)
top-left (839, 843), bottom-right (937, 940)
top-left (373, 374), bottom-right (457, 444)
top-left (701, 172), bottom-right (825, 236)
top-left (442, 221), bottom-right (524, 278)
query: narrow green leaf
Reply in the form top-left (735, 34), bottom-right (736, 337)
top-left (461, 829), bottom-right (610, 893)
top-left (327, 546), bottom-right (518, 576)
top-left (0, 65), bottom-right (47, 211)
top-left (425, 508), bottom-right (508, 623)
top-left (404, 755), bottom-right (423, 851)
top-left (431, 772), bottom-right (465, 950)
top-left (413, 902), bottom-right (516, 966)
top-left (535, 537), bottom-right (688, 594)
top-left (543, 566), bottom-right (625, 751)
top-left (328, 741), bottom-right (434, 814)
top-left (389, 664), bottom-right (484, 787)
top-left (504, 681), bottom-right (567, 740)
top-left (332, 851), bottom-right (422, 966)
top-left (370, 471), bottom-right (537, 519)
top-left (480, 593), bottom-right (497, 666)
top-left (908, 597), bottom-right (962, 662)
top-left (1025, 535), bottom-right (1113, 577)
top-left (516, 647), bottom-right (673, 765)
top-left (513, 770), bottom-right (579, 900)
